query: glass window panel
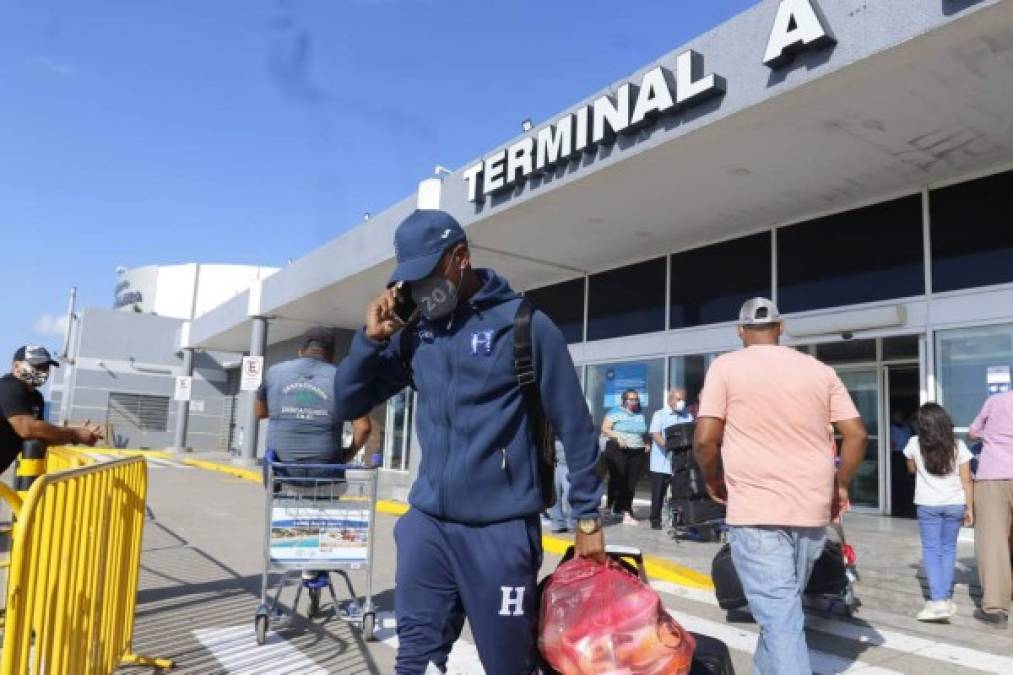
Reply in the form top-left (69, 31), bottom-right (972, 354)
top-left (670, 232), bottom-right (771, 329)
top-left (835, 368), bottom-right (880, 509)
top-left (777, 195), bottom-right (924, 312)
top-left (668, 353), bottom-right (725, 415)
top-left (931, 169), bottom-right (1013, 292)
top-left (585, 359), bottom-right (666, 430)
top-left (882, 335), bottom-right (919, 361)
top-left (816, 339), bottom-right (876, 365)
top-left (526, 277), bottom-right (585, 344)
top-left (587, 258), bottom-right (666, 341)
top-left (936, 323), bottom-right (1013, 429)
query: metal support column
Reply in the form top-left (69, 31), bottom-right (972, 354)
top-left (238, 317), bottom-right (268, 466)
top-left (170, 348), bottom-right (194, 454)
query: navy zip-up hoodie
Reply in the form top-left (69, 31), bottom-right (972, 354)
top-left (332, 269), bottom-right (603, 525)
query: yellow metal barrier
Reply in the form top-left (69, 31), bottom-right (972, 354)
top-left (45, 445), bottom-right (96, 472)
top-left (0, 455), bottom-right (172, 673)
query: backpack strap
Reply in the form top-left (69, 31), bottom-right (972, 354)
top-left (514, 298), bottom-right (557, 507)
top-left (513, 298), bottom-right (537, 391)
top-left (398, 320), bottom-right (419, 390)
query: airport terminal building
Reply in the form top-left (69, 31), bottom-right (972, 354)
top-left (169, 0), bottom-right (1013, 513)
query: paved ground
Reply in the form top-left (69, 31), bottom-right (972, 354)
top-left (112, 456), bottom-right (1013, 674)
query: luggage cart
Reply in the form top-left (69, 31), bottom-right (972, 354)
top-left (255, 459), bottom-right (379, 645)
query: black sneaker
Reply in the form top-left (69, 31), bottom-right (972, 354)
top-left (650, 522), bottom-right (662, 530)
top-left (973, 608), bottom-right (1009, 628)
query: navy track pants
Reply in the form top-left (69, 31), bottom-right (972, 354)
top-left (393, 507), bottom-right (542, 674)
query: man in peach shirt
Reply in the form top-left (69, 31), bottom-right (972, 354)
top-left (694, 298), bottom-right (867, 675)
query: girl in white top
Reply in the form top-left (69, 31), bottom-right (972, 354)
top-left (903, 402), bottom-right (974, 622)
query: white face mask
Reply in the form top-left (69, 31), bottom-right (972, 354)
top-left (674, 399), bottom-right (687, 412)
top-left (14, 361), bottom-right (49, 388)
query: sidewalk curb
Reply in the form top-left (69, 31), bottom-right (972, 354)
top-left (179, 457), bottom-right (715, 591)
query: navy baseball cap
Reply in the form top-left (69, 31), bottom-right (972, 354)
top-left (13, 345), bottom-right (60, 367)
top-left (389, 210), bottom-right (466, 284)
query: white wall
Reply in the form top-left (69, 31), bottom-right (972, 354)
top-left (116, 264), bottom-right (278, 321)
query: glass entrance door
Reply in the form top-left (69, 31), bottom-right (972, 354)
top-left (836, 367), bottom-right (882, 510)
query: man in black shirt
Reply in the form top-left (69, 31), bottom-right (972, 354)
top-left (0, 345), bottom-right (102, 474)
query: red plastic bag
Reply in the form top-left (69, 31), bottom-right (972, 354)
top-left (539, 556), bottom-right (695, 675)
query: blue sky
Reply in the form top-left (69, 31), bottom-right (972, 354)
top-left (1, 0), bottom-right (757, 357)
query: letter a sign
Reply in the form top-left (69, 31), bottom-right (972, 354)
top-left (763, 0), bottom-right (836, 68)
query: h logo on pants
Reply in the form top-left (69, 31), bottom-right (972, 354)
top-left (498, 586), bottom-right (525, 616)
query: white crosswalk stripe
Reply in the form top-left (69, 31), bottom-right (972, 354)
top-left (375, 611), bottom-right (485, 674)
top-left (650, 580), bottom-right (1013, 674)
top-left (193, 625), bottom-right (326, 674)
top-left (368, 581), bottom-right (1012, 674)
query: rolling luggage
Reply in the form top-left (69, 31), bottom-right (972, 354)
top-left (665, 421), bottom-right (696, 451)
top-left (689, 631), bottom-right (735, 674)
top-left (675, 497), bottom-right (726, 526)
top-left (711, 543), bottom-right (746, 610)
top-left (711, 535), bottom-right (855, 613)
top-left (670, 449), bottom-right (708, 500)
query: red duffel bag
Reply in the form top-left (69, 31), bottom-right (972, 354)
top-left (539, 546), bottom-right (695, 675)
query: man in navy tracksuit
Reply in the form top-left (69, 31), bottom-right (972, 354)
top-left (332, 209), bottom-right (605, 674)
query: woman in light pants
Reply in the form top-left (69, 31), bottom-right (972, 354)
top-left (902, 403), bottom-right (974, 622)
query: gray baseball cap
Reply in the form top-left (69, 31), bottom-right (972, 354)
top-left (738, 297), bottom-right (781, 326)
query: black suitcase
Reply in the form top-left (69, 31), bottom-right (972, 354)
top-left (674, 497), bottom-right (726, 526)
top-left (670, 450), bottom-right (708, 500)
top-left (665, 421), bottom-right (695, 451)
top-left (711, 543), bottom-right (747, 610)
top-left (805, 540), bottom-right (848, 596)
top-left (711, 539), bottom-right (848, 610)
top-left (690, 631), bottom-right (736, 674)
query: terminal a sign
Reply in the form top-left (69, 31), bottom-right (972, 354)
top-left (464, 0), bottom-right (835, 203)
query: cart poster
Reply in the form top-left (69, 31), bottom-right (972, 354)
top-left (270, 507), bottom-right (370, 563)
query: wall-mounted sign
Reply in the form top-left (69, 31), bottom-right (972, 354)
top-left (463, 0), bottom-right (835, 204)
top-left (603, 363), bottom-right (650, 410)
top-left (240, 356), bottom-right (264, 392)
top-left (987, 365), bottom-right (1011, 395)
top-left (173, 375), bottom-right (192, 402)
top-left (464, 50), bottom-right (725, 203)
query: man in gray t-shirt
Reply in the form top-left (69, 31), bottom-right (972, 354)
top-left (255, 326), bottom-right (370, 469)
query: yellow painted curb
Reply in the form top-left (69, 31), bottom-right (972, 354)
top-left (181, 457), bottom-right (262, 482)
top-left (540, 533), bottom-right (715, 591)
top-left (377, 500), bottom-right (410, 516)
top-left (182, 457), bottom-right (714, 591)
top-left (100, 449), bottom-right (175, 460)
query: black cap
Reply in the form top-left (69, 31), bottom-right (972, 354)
top-left (13, 345), bottom-right (60, 367)
top-left (300, 326), bottom-right (336, 353)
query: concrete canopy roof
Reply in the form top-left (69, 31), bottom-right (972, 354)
top-left (189, 0), bottom-right (1013, 353)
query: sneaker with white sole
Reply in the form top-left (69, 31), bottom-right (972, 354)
top-left (622, 512), bottom-right (639, 526)
top-left (946, 599), bottom-right (958, 618)
top-left (917, 600), bottom-right (951, 622)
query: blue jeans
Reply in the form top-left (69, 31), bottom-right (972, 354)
top-left (729, 526), bottom-right (825, 675)
top-left (917, 504), bottom-right (965, 601)
top-left (546, 463), bottom-right (573, 531)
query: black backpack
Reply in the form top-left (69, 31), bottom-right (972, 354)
top-left (399, 297), bottom-right (557, 508)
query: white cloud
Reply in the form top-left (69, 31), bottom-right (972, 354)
top-left (33, 313), bottom-right (69, 337)
top-left (26, 56), bottom-right (74, 76)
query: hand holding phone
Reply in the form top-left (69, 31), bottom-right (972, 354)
top-left (365, 284), bottom-right (413, 342)
top-left (392, 281), bottom-right (418, 325)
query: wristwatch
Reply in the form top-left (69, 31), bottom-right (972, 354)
top-left (576, 517), bottom-right (602, 535)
